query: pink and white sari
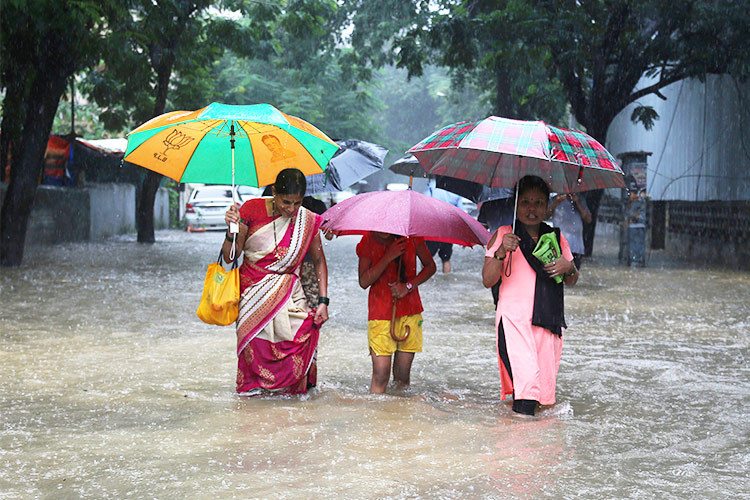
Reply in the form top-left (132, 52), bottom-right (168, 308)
top-left (235, 200), bottom-right (322, 395)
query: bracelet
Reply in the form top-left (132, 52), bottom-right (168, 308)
top-left (565, 267), bottom-right (578, 278)
top-left (225, 232), bottom-right (234, 242)
top-left (317, 296), bottom-right (330, 306)
top-left (494, 252), bottom-right (505, 261)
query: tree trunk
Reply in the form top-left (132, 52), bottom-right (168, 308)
top-left (136, 171), bottom-right (162, 243)
top-left (0, 73), bottom-right (69, 266)
top-left (493, 67), bottom-right (514, 117)
top-left (0, 85), bottom-right (23, 184)
top-left (136, 52), bottom-right (173, 243)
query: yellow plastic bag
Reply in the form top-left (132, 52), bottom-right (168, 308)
top-left (196, 252), bottom-right (239, 326)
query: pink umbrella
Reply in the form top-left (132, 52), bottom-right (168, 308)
top-left (320, 189), bottom-right (490, 247)
top-left (321, 189), bottom-right (489, 341)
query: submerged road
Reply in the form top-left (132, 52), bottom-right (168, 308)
top-left (1, 224), bottom-right (748, 499)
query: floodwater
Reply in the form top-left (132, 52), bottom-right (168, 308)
top-left (1, 224), bottom-right (748, 500)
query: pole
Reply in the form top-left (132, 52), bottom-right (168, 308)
top-left (229, 123), bottom-right (238, 260)
top-left (70, 79), bottom-right (75, 137)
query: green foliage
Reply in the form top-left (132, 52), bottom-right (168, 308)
top-left (370, 65), bottom-right (488, 159)
top-left (341, 0), bottom-right (567, 126)
top-left (342, 0), bottom-right (750, 142)
top-left (630, 105), bottom-right (659, 131)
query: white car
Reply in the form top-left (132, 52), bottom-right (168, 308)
top-left (184, 185), bottom-right (263, 230)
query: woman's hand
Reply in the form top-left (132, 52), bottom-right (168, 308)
top-left (313, 303), bottom-right (328, 325)
top-left (499, 232), bottom-right (520, 257)
top-left (225, 204), bottom-right (240, 227)
top-left (544, 257), bottom-right (575, 279)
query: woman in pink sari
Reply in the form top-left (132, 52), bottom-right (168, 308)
top-left (222, 168), bottom-right (329, 395)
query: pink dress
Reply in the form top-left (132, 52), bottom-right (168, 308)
top-left (485, 226), bottom-right (573, 405)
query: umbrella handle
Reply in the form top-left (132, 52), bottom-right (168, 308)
top-left (229, 123), bottom-right (238, 261)
top-left (506, 186), bottom-right (519, 278)
top-left (389, 298), bottom-right (410, 342)
top-left (229, 123), bottom-right (239, 235)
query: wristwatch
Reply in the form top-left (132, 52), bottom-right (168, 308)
top-left (405, 282), bottom-right (413, 292)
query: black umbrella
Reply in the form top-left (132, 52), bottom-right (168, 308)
top-left (306, 139), bottom-right (388, 195)
top-left (389, 154), bottom-right (512, 203)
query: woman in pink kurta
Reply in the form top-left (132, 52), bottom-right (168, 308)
top-left (482, 176), bottom-right (579, 416)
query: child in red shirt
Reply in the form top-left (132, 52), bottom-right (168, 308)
top-left (356, 232), bottom-right (436, 393)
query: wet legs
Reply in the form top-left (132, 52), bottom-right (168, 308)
top-left (370, 351), bottom-right (391, 393)
top-left (392, 351), bottom-right (415, 388)
top-left (369, 350), bottom-right (415, 393)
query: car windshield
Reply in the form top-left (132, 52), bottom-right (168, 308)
top-left (193, 187), bottom-right (233, 200)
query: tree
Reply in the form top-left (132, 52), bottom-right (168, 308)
top-left (0, 0), bottom-right (124, 266)
top-left (342, 0), bottom-right (750, 255)
top-left (88, 0), bottom-right (372, 243)
top-left (83, 0), bottom-right (282, 243)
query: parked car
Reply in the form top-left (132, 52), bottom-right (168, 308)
top-left (237, 185), bottom-right (264, 201)
top-left (185, 185), bottom-right (263, 231)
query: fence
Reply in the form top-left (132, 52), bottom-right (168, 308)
top-left (598, 195), bottom-right (750, 268)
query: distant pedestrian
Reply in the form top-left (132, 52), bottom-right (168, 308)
top-left (424, 178), bottom-right (463, 273)
top-left (482, 175), bottom-right (578, 416)
top-left (547, 192), bottom-right (592, 270)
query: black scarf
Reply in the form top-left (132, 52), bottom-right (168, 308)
top-left (515, 221), bottom-right (566, 336)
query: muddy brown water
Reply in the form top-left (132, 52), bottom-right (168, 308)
top-left (1, 224), bottom-right (748, 499)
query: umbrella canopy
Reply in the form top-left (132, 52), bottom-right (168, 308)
top-left (124, 102), bottom-right (339, 187)
top-left (389, 154), bottom-right (512, 203)
top-left (389, 153), bottom-right (427, 179)
top-left (435, 177), bottom-right (514, 204)
top-left (320, 189), bottom-right (490, 247)
top-left (306, 139), bottom-right (388, 195)
top-left (407, 116), bottom-right (625, 193)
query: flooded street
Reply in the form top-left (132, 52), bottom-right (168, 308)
top-left (1, 224), bottom-right (748, 499)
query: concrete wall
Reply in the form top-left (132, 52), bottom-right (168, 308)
top-left (88, 183), bottom-right (136, 239)
top-left (0, 184), bottom-right (90, 245)
top-left (606, 74), bottom-right (750, 201)
top-left (0, 183), bottom-right (170, 245)
top-left (154, 187), bottom-right (170, 230)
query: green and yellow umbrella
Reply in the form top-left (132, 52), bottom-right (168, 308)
top-left (124, 102), bottom-right (339, 187)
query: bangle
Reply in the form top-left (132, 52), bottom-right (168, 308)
top-left (317, 296), bottom-right (330, 306)
top-left (225, 232), bottom-right (234, 242)
top-left (494, 252), bottom-right (505, 261)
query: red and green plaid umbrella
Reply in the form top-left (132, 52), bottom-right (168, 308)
top-left (407, 116), bottom-right (625, 193)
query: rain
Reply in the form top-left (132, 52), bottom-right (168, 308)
top-left (2, 2), bottom-right (749, 499)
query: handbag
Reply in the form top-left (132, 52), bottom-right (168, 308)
top-left (196, 251), bottom-right (239, 326)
